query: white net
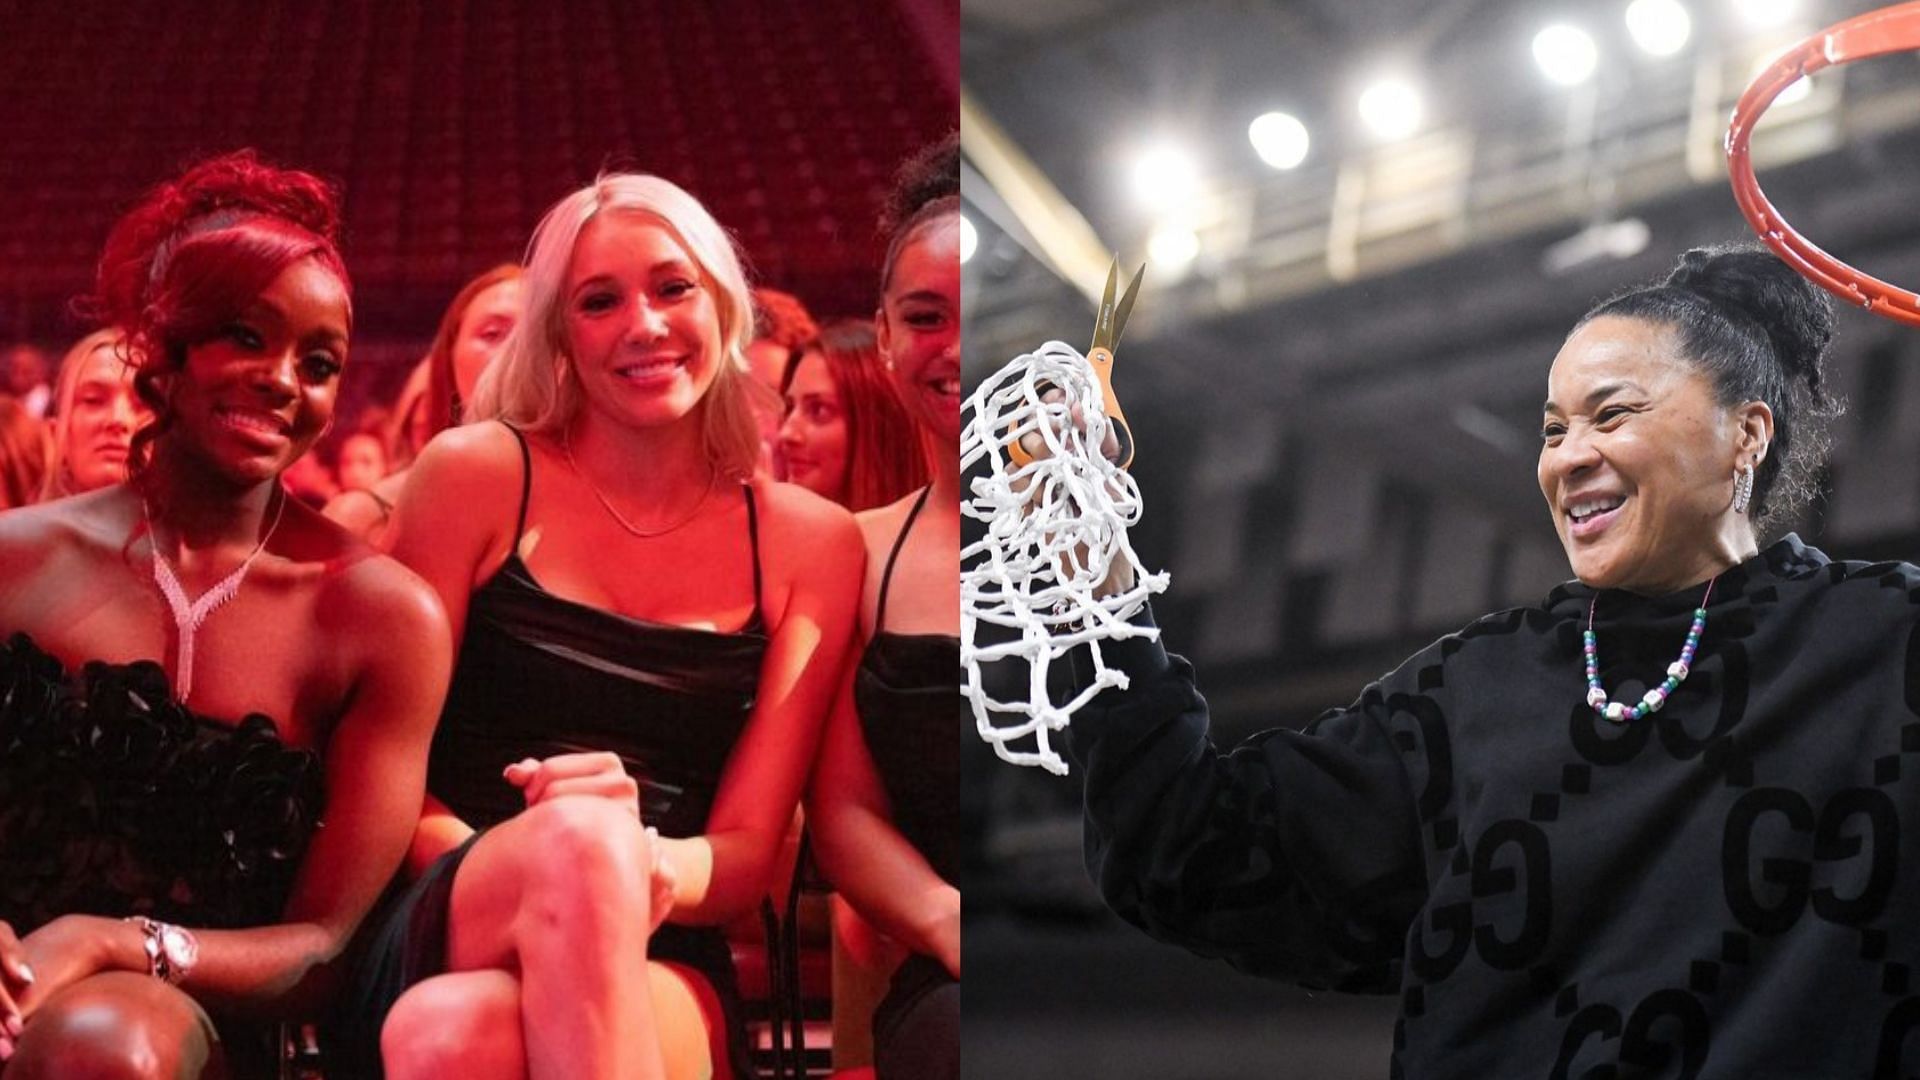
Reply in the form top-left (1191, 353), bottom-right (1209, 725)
top-left (960, 341), bottom-right (1170, 775)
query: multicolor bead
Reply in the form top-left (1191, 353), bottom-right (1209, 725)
top-left (1584, 578), bottom-right (1714, 724)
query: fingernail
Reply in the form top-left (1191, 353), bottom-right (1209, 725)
top-left (1, 1034), bottom-right (14, 1059)
top-left (16, 963), bottom-right (31, 984)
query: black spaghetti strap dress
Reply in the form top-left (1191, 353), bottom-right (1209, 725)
top-left (336, 422), bottom-right (764, 1078)
top-left (852, 486), bottom-right (960, 1080)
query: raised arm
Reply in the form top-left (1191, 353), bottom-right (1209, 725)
top-left (662, 486), bottom-right (866, 926)
top-left (1068, 606), bottom-right (1428, 992)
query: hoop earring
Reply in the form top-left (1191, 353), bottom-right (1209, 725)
top-left (1733, 463), bottom-right (1755, 515)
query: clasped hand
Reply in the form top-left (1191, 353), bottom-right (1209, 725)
top-left (503, 752), bottom-right (678, 931)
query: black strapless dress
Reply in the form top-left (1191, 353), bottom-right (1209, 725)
top-left (0, 632), bottom-right (325, 935)
top-left (337, 422), bottom-right (765, 1079)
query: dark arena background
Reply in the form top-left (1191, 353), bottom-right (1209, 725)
top-left (961, 0), bottom-right (1920, 1076)
top-left (0, 0), bottom-right (955, 439)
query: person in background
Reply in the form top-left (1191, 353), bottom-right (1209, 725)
top-left (0, 398), bottom-right (54, 510)
top-left (1, 344), bottom-right (53, 419)
top-left (779, 318), bottom-right (927, 512)
top-left (335, 427), bottom-right (389, 494)
top-left (328, 265), bottom-right (523, 546)
top-left (746, 286), bottom-right (819, 473)
top-left (38, 329), bottom-right (145, 501)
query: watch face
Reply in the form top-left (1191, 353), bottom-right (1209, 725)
top-left (160, 925), bottom-right (197, 970)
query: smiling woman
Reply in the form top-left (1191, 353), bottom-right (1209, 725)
top-left (351, 171), bottom-right (864, 1079)
top-left (0, 150), bottom-right (450, 1078)
top-left (1043, 242), bottom-right (1920, 1076)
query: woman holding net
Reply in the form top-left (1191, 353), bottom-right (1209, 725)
top-left (806, 134), bottom-right (961, 1080)
top-left (1030, 244), bottom-right (1920, 1076)
top-left (0, 151), bottom-right (450, 1077)
top-left (345, 172), bottom-right (864, 1079)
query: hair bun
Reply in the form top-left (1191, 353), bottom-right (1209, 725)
top-left (89, 150), bottom-right (343, 330)
top-left (881, 131), bottom-right (960, 237)
top-left (1663, 245), bottom-right (1836, 397)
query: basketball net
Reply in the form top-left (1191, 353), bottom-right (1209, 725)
top-left (960, 341), bottom-right (1169, 775)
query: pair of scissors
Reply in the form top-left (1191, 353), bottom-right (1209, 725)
top-left (1009, 258), bottom-right (1146, 470)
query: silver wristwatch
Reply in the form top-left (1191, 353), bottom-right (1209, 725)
top-left (127, 916), bottom-right (198, 985)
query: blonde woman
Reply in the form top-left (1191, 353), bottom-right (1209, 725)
top-left (345, 174), bottom-right (864, 1079)
top-left (38, 329), bottom-right (146, 501)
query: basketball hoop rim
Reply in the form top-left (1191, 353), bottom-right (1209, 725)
top-left (1727, 0), bottom-right (1920, 328)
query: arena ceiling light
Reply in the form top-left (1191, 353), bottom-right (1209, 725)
top-left (1131, 144), bottom-right (1201, 211)
top-left (1733, 0), bottom-right (1797, 30)
top-left (1357, 77), bottom-right (1424, 141)
top-left (1533, 24), bottom-right (1599, 85)
top-left (1625, 0), bottom-right (1691, 57)
top-left (959, 215), bottom-right (978, 264)
top-left (1248, 111), bottom-right (1311, 170)
top-left (1147, 223), bottom-right (1199, 271)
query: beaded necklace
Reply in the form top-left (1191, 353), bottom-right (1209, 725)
top-left (1584, 576), bottom-right (1714, 724)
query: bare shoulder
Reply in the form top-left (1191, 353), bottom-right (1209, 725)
top-left (753, 477), bottom-right (863, 561)
top-left (313, 537), bottom-right (450, 648)
top-left (408, 421), bottom-right (527, 493)
top-left (853, 488), bottom-right (923, 560)
top-left (0, 490), bottom-right (130, 578)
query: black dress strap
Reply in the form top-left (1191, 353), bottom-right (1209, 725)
top-left (743, 483), bottom-right (765, 626)
top-left (875, 486), bottom-right (933, 633)
top-left (499, 421), bottom-right (533, 549)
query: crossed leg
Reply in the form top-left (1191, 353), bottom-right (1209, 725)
top-left (381, 796), bottom-right (722, 1080)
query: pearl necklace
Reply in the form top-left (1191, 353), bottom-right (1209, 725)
top-left (145, 486), bottom-right (287, 703)
top-left (1584, 577), bottom-right (1714, 724)
top-left (563, 433), bottom-right (718, 539)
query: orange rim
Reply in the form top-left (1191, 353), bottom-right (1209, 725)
top-left (1727, 0), bottom-right (1920, 327)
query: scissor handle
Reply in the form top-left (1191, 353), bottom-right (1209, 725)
top-left (1086, 346), bottom-right (1135, 470)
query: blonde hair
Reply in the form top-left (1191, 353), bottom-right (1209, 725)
top-left (41, 328), bottom-right (133, 501)
top-left (469, 174), bottom-right (770, 479)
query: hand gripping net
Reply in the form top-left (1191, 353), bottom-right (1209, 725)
top-left (960, 341), bottom-right (1170, 775)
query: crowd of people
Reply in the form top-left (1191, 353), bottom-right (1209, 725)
top-left (0, 134), bottom-right (958, 1080)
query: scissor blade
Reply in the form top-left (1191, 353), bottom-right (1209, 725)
top-left (1109, 263), bottom-right (1145, 351)
top-left (1092, 260), bottom-right (1120, 352)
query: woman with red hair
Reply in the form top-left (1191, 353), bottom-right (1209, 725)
top-left (778, 318), bottom-right (927, 512)
top-left (0, 151), bottom-right (450, 1076)
top-left (327, 264), bottom-right (523, 545)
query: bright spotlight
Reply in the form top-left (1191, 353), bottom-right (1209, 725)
top-left (1248, 111), bottom-right (1311, 170)
top-left (1533, 24), bottom-right (1598, 86)
top-left (959, 215), bottom-right (978, 264)
top-left (1625, 0), bottom-right (1691, 57)
top-left (1357, 78), bottom-right (1424, 141)
top-left (1734, 0), bottom-right (1797, 30)
top-left (1132, 145), bottom-right (1200, 210)
top-left (1148, 224), bottom-right (1199, 269)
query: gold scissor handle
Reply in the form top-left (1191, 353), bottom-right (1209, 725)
top-left (1003, 366), bottom-right (1134, 470)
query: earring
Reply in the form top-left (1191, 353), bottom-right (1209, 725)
top-left (1733, 463), bottom-right (1755, 515)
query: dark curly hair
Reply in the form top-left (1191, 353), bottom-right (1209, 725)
top-left (1576, 244), bottom-right (1841, 535)
top-left (879, 132), bottom-right (960, 293)
top-left (80, 150), bottom-right (351, 474)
